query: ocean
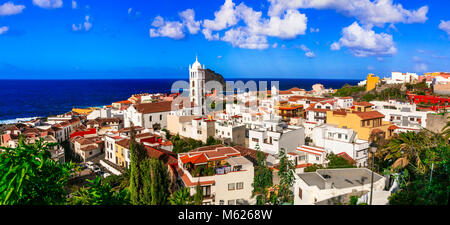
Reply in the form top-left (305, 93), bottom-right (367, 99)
top-left (0, 78), bottom-right (359, 124)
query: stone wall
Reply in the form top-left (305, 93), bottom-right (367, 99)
top-left (426, 113), bottom-right (449, 133)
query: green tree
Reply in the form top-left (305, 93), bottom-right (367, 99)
top-left (193, 182), bottom-right (203, 205)
top-left (253, 150), bottom-right (273, 205)
top-left (0, 137), bottom-right (76, 205)
top-left (169, 187), bottom-right (193, 205)
top-left (128, 132), bottom-right (149, 205)
top-left (277, 148), bottom-right (295, 204)
top-left (69, 176), bottom-right (128, 205)
top-left (148, 158), bottom-right (170, 205)
top-left (206, 136), bottom-right (222, 146)
top-left (304, 164), bottom-right (324, 172)
top-left (326, 152), bottom-right (356, 169)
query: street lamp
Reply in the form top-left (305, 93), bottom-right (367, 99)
top-left (369, 142), bottom-right (378, 205)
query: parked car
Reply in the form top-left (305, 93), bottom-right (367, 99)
top-left (78, 163), bottom-right (87, 170)
top-left (92, 166), bottom-right (101, 174)
top-left (102, 172), bottom-right (111, 178)
top-left (86, 161), bottom-right (94, 170)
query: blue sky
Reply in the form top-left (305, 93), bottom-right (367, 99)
top-left (0, 0), bottom-right (449, 80)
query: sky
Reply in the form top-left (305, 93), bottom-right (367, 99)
top-left (0, 0), bottom-right (449, 80)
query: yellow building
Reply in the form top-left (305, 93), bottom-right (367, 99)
top-left (72, 107), bottom-right (97, 115)
top-left (115, 138), bottom-right (130, 168)
top-left (326, 104), bottom-right (394, 141)
top-left (366, 73), bottom-right (380, 92)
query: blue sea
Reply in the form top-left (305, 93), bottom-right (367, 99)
top-left (0, 78), bottom-right (359, 124)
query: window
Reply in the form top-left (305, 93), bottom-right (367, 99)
top-left (219, 200), bottom-right (224, 205)
top-left (298, 188), bottom-right (302, 199)
top-left (228, 200), bottom-right (235, 205)
top-left (228, 183), bottom-right (235, 191)
top-left (236, 199), bottom-right (245, 205)
top-left (160, 114), bottom-right (162, 120)
top-left (316, 156), bottom-right (319, 161)
top-left (149, 116), bottom-right (152, 122)
top-left (252, 138), bottom-right (259, 142)
top-left (236, 182), bottom-right (244, 190)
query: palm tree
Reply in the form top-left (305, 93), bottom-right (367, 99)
top-left (169, 188), bottom-right (193, 205)
top-left (384, 132), bottom-right (431, 174)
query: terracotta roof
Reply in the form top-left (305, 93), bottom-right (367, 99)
top-left (388, 125), bottom-right (400, 130)
top-left (116, 138), bottom-right (131, 149)
top-left (337, 152), bottom-right (356, 164)
top-left (354, 102), bottom-right (374, 107)
top-left (134, 101), bottom-right (173, 114)
top-left (232, 145), bottom-right (268, 165)
top-left (81, 145), bottom-right (98, 152)
top-left (372, 128), bottom-right (384, 134)
top-left (354, 111), bottom-right (385, 120)
top-left (145, 146), bottom-right (177, 165)
top-left (306, 107), bottom-right (329, 113)
top-left (177, 168), bottom-right (215, 187)
top-left (75, 138), bottom-right (95, 145)
top-left (180, 146), bottom-right (241, 164)
top-left (288, 87), bottom-right (305, 92)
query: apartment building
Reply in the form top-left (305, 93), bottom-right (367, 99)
top-left (177, 145), bottom-right (255, 205)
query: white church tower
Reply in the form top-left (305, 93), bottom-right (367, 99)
top-left (189, 56), bottom-right (206, 116)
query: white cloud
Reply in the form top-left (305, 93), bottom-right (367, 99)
top-left (222, 27), bottom-right (268, 50)
top-left (202, 28), bottom-right (220, 41)
top-left (150, 16), bottom-right (185, 39)
top-left (0, 26), bottom-right (9, 35)
top-left (236, 3), bottom-right (307, 39)
top-left (272, 42), bottom-right (278, 48)
top-left (332, 22), bottom-right (397, 57)
top-left (0, 2), bottom-right (25, 15)
top-left (217, 55), bottom-right (223, 59)
top-left (268, 0), bottom-right (428, 27)
top-left (330, 42), bottom-right (341, 50)
top-left (203, 0), bottom-right (238, 31)
top-left (367, 65), bottom-right (375, 70)
top-left (295, 44), bottom-right (316, 58)
top-left (72, 1), bottom-right (77, 9)
top-left (128, 8), bottom-right (133, 14)
top-left (310, 27), bottom-right (319, 33)
top-left (305, 51), bottom-right (316, 58)
top-left (179, 9), bottom-right (201, 34)
top-left (439, 20), bottom-right (450, 36)
top-left (73, 15), bottom-right (92, 32)
top-left (33, 0), bottom-right (63, 9)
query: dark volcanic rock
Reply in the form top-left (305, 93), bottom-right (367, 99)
top-left (205, 68), bottom-right (226, 93)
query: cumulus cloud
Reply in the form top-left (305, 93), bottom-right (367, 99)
top-left (72, 0), bottom-right (77, 9)
top-left (203, 0), bottom-right (239, 31)
top-left (0, 26), bottom-right (9, 35)
top-left (331, 22), bottom-right (397, 57)
top-left (33, 0), bottom-right (63, 9)
top-left (150, 16), bottom-right (185, 39)
top-left (73, 15), bottom-right (92, 32)
top-left (179, 9), bottom-right (201, 34)
top-left (0, 2), bottom-right (25, 15)
top-left (414, 63), bottom-right (428, 72)
top-left (268, 0), bottom-right (428, 27)
top-left (272, 42), bottom-right (278, 48)
top-left (295, 44), bottom-right (316, 58)
top-left (202, 28), bottom-right (220, 41)
top-left (439, 20), bottom-right (450, 36)
top-left (222, 27), bottom-right (268, 50)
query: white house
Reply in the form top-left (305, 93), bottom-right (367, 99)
top-left (124, 101), bottom-right (173, 129)
top-left (189, 56), bottom-right (207, 116)
top-left (179, 117), bottom-right (216, 143)
top-left (293, 168), bottom-right (386, 205)
top-left (248, 120), bottom-right (305, 156)
top-left (214, 120), bottom-right (246, 146)
top-left (178, 146), bottom-right (255, 205)
top-left (312, 124), bottom-right (369, 167)
top-left (370, 100), bottom-right (429, 133)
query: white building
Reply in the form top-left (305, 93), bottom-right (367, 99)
top-left (386, 72), bottom-right (419, 84)
top-left (189, 56), bottom-right (207, 116)
top-left (370, 100), bottom-right (429, 132)
top-left (179, 117), bottom-right (216, 143)
top-left (312, 124), bottom-right (369, 167)
top-left (124, 101), bottom-right (173, 129)
top-left (214, 120), bottom-right (246, 146)
top-left (178, 146), bottom-right (255, 205)
top-left (293, 168), bottom-right (386, 205)
top-left (248, 120), bottom-right (305, 156)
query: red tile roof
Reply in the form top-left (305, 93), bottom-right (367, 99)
top-left (134, 101), bottom-right (173, 114)
top-left (354, 111), bottom-right (385, 120)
